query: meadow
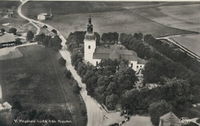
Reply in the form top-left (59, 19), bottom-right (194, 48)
top-left (22, 1), bottom-right (194, 38)
top-left (171, 34), bottom-right (200, 56)
top-left (137, 3), bottom-right (200, 32)
top-left (0, 45), bottom-right (86, 126)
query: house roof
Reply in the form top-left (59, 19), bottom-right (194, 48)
top-left (160, 112), bottom-right (180, 124)
top-left (0, 33), bottom-right (16, 44)
top-left (93, 44), bottom-right (146, 64)
top-left (39, 13), bottom-right (48, 16)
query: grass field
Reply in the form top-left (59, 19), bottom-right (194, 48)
top-left (22, 1), bottom-right (195, 38)
top-left (171, 34), bottom-right (200, 56)
top-left (0, 48), bottom-right (23, 60)
top-left (137, 3), bottom-right (200, 32)
top-left (0, 45), bottom-right (86, 126)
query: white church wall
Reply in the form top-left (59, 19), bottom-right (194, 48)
top-left (129, 61), bottom-right (138, 72)
top-left (84, 39), bottom-right (96, 63)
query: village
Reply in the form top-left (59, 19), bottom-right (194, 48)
top-left (0, 1), bottom-right (200, 126)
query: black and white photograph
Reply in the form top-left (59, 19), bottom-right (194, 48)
top-left (0, 0), bottom-right (200, 126)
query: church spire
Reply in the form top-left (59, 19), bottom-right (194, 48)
top-left (88, 16), bottom-right (92, 24)
top-left (87, 16), bottom-right (93, 34)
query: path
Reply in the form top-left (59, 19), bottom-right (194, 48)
top-left (18, 1), bottom-right (125, 126)
top-left (17, 0), bottom-right (40, 35)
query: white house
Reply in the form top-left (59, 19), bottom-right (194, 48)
top-left (37, 13), bottom-right (48, 21)
top-left (84, 17), bottom-right (146, 73)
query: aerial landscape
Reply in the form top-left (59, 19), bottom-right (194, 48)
top-left (0, 0), bottom-right (200, 126)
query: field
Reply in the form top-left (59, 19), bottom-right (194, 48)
top-left (22, 1), bottom-right (195, 38)
top-left (0, 48), bottom-right (23, 60)
top-left (0, 45), bottom-right (86, 126)
top-left (171, 34), bottom-right (200, 56)
top-left (137, 3), bottom-right (200, 32)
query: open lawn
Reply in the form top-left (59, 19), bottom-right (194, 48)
top-left (22, 1), bottom-right (194, 38)
top-left (0, 45), bottom-right (86, 126)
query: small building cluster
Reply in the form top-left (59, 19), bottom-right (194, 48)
top-left (83, 17), bottom-right (146, 73)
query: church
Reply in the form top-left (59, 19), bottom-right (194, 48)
top-left (84, 17), bottom-right (146, 73)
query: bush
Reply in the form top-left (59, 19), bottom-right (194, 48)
top-left (64, 69), bottom-right (72, 79)
top-left (81, 109), bottom-right (86, 116)
top-left (58, 57), bottom-right (66, 66)
top-left (73, 82), bottom-right (81, 94)
top-left (15, 38), bottom-right (22, 45)
top-left (26, 30), bottom-right (34, 41)
top-left (8, 27), bottom-right (17, 35)
top-left (196, 118), bottom-right (200, 123)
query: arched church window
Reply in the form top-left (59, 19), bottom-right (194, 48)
top-left (88, 45), bottom-right (91, 49)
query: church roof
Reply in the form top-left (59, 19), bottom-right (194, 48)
top-left (160, 112), bottom-right (180, 124)
top-left (93, 44), bottom-right (146, 64)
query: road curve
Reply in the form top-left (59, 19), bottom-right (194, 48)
top-left (17, 1), bottom-right (126, 126)
top-left (18, 0), bottom-right (40, 35)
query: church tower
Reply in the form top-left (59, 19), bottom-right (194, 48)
top-left (84, 16), bottom-right (96, 64)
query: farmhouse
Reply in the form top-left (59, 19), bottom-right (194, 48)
top-left (37, 10), bottom-right (52, 21)
top-left (159, 112), bottom-right (181, 126)
top-left (0, 33), bottom-right (16, 48)
top-left (84, 17), bottom-right (146, 73)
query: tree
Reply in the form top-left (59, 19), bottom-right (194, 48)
top-left (8, 27), bottom-right (17, 35)
top-left (64, 69), bottom-right (72, 79)
top-left (35, 33), bottom-right (45, 43)
top-left (58, 57), bottom-right (66, 66)
top-left (148, 100), bottom-right (172, 126)
top-left (143, 58), bottom-right (163, 83)
top-left (26, 30), bottom-right (34, 41)
top-left (12, 100), bottom-right (23, 111)
top-left (15, 38), bottom-right (22, 45)
top-left (50, 35), bottom-right (62, 50)
top-left (0, 28), bottom-right (5, 33)
top-left (73, 82), bottom-right (81, 94)
top-left (105, 94), bottom-right (119, 110)
top-left (51, 29), bottom-right (57, 34)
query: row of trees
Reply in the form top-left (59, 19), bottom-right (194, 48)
top-left (101, 32), bottom-right (119, 44)
top-left (120, 33), bottom-right (153, 59)
top-left (35, 33), bottom-right (62, 51)
top-left (144, 34), bottom-right (200, 73)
